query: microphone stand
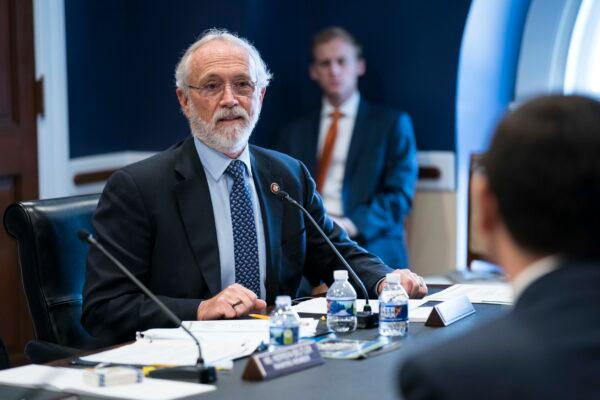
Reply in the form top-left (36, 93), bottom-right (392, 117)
top-left (270, 184), bottom-right (379, 328)
top-left (77, 230), bottom-right (217, 383)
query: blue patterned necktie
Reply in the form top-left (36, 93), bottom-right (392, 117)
top-left (225, 160), bottom-right (261, 296)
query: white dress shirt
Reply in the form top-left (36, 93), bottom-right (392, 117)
top-left (317, 91), bottom-right (360, 236)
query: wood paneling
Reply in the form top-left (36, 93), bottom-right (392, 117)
top-left (0, 0), bottom-right (38, 366)
top-left (0, 176), bottom-right (30, 366)
top-left (0, 0), bottom-right (17, 126)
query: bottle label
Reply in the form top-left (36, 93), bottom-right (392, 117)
top-left (270, 326), bottom-right (299, 346)
top-left (327, 299), bottom-right (356, 317)
top-left (379, 303), bottom-right (408, 322)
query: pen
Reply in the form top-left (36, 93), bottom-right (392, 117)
top-left (248, 313), bottom-right (269, 320)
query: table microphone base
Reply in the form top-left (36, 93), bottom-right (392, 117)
top-left (148, 365), bottom-right (217, 383)
top-left (357, 311), bottom-right (379, 329)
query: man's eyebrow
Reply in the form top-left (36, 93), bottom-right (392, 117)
top-left (231, 73), bottom-right (253, 81)
top-left (198, 73), bottom-right (252, 82)
top-left (197, 73), bottom-right (223, 82)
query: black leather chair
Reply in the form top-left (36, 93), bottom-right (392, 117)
top-left (3, 194), bottom-right (107, 362)
top-left (0, 334), bottom-right (9, 370)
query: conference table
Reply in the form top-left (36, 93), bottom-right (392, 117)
top-left (0, 290), bottom-right (508, 399)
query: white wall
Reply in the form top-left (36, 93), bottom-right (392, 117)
top-left (34, 0), bottom-right (155, 198)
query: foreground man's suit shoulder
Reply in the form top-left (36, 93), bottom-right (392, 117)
top-left (399, 260), bottom-right (600, 400)
top-left (82, 136), bottom-right (392, 344)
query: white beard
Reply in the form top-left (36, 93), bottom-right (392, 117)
top-left (188, 101), bottom-right (260, 155)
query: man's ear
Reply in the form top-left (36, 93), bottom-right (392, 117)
top-left (309, 63), bottom-right (318, 81)
top-left (176, 88), bottom-right (190, 118)
top-left (472, 173), bottom-right (500, 241)
top-left (356, 58), bottom-right (366, 77)
top-left (259, 87), bottom-right (266, 103)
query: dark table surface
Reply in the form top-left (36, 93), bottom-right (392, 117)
top-left (0, 299), bottom-right (509, 400)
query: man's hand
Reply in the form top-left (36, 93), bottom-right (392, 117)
top-left (196, 283), bottom-right (267, 320)
top-left (378, 269), bottom-right (428, 299)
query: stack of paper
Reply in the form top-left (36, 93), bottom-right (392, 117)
top-left (0, 365), bottom-right (215, 400)
top-left (82, 319), bottom-right (270, 367)
top-left (81, 337), bottom-right (256, 367)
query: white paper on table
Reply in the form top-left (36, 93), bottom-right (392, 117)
top-left (424, 283), bottom-right (513, 304)
top-left (299, 318), bottom-right (320, 337)
top-left (81, 334), bottom-right (260, 367)
top-left (0, 365), bottom-right (215, 400)
top-left (292, 297), bottom-right (427, 314)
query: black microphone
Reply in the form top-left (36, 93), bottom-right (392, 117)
top-left (269, 183), bottom-right (378, 329)
top-left (77, 229), bottom-right (217, 383)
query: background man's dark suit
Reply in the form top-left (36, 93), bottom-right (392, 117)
top-left (400, 260), bottom-right (600, 399)
top-left (277, 99), bottom-right (417, 268)
top-left (82, 136), bottom-right (392, 344)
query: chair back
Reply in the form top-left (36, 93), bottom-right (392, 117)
top-left (0, 334), bottom-right (9, 370)
top-left (3, 194), bottom-right (104, 350)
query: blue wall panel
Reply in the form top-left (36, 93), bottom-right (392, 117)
top-left (65, 0), bottom-right (471, 158)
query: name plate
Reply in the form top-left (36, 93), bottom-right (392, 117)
top-left (242, 342), bottom-right (324, 381)
top-left (425, 295), bottom-right (475, 327)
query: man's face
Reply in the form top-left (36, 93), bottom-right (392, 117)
top-left (310, 37), bottom-right (365, 105)
top-left (176, 40), bottom-right (265, 156)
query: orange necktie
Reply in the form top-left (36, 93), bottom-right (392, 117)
top-left (315, 109), bottom-right (343, 193)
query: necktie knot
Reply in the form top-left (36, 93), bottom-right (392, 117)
top-left (330, 109), bottom-right (343, 121)
top-left (225, 160), bottom-right (246, 183)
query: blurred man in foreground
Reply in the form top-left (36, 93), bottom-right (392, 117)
top-left (400, 95), bottom-right (600, 399)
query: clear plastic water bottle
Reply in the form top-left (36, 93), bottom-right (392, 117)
top-left (326, 270), bottom-right (357, 333)
top-left (269, 295), bottom-right (300, 347)
top-left (378, 273), bottom-right (409, 336)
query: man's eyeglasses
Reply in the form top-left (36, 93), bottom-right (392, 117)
top-left (186, 79), bottom-right (257, 98)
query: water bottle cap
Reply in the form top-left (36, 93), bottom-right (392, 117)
top-left (386, 273), bottom-right (401, 284)
top-left (275, 295), bottom-right (291, 306)
top-left (333, 270), bottom-right (348, 280)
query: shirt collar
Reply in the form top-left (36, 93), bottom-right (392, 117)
top-left (193, 137), bottom-right (253, 182)
top-left (321, 91), bottom-right (360, 119)
top-left (511, 255), bottom-right (560, 302)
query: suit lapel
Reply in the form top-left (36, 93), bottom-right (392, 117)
top-left (173, 137), bottom-right (221, 297)
top-left (250, 148), bottom-right (283, 304)
top-left (304, 111), bottom-right (321, 175)
top-left (343, 99), bottom-right (370, 204)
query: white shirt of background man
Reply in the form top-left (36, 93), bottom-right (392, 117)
top-left (317, 91), bottom-right (360, 237)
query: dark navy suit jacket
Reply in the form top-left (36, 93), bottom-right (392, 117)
top-left (276, 99), bottom-right (417, 268)
top-left (400, 259), bottom-right (600, 399)
top-left (82, 136), bottom-right (392, 344)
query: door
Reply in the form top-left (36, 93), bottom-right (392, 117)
top-left (0, 0), bottom-right (39, 365)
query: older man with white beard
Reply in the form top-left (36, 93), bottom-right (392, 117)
top-left (82, 29), bottom-right (427, 344)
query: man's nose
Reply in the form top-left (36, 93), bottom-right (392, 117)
top-left (219, 84), bottom-right (239, 108)
top-left (329, 62), bottom-right (341, 76)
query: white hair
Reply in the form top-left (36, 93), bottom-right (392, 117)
top-left (174, 28), bottom-right (272, 93)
